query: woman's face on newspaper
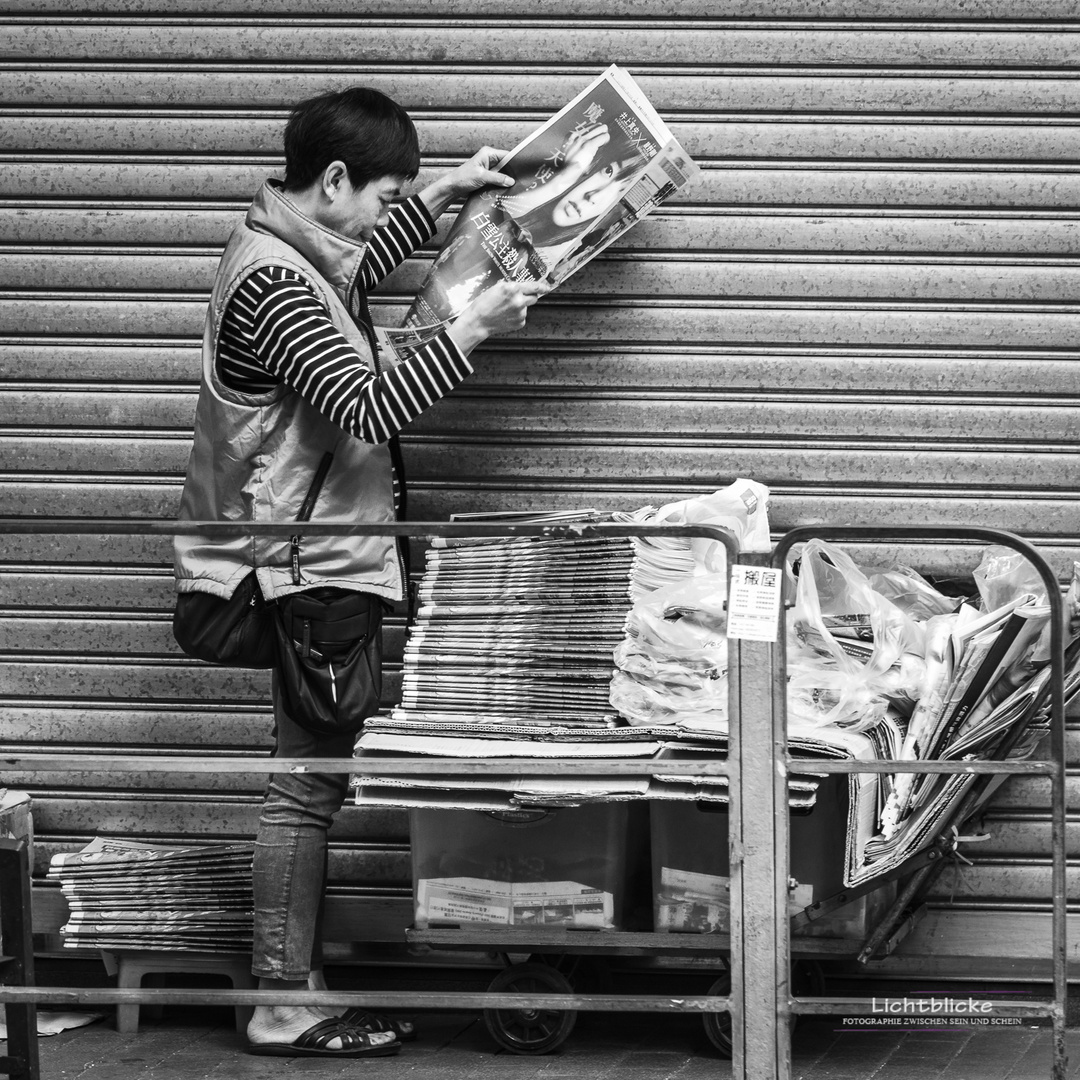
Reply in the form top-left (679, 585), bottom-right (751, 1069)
top-left (551, 162), bottom-right (627, 228)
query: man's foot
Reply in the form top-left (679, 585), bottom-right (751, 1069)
top-left (248, 1013), bottom-right (400, 1058)
top-left (306, 970), bottom-right (418, 1041)
top-left (340, 1008), bottom-right (418, 1042)
top-left (247, 1005), bottom-right (399, 1055)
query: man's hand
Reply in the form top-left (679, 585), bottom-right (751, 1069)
top-left (446, 279), bottom-right (551, 356)
top-left (419, 146), bottom-right (514, 220)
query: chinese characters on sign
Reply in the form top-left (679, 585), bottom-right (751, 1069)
top-left (727, 564), bottom-right (783, 642)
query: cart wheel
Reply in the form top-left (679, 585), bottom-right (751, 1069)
top-left (702, 972), bottom-right (733, 1058)
top-left (483, 961), bottom-right (577, 1055)
top-left (703, 960), bottom-right (820, 1056)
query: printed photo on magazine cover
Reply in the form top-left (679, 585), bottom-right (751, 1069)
top-left (393, 65), bottom-right (699, 343)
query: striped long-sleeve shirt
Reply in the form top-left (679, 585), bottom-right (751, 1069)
top-left (217, 195), bottom-right (472, 445)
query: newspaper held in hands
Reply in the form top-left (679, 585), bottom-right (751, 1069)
top-left (373, 65), bottom-right (699, 364)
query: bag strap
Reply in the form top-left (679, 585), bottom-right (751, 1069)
top-left (297, 451), bottom-right (334, 524)
top-left (291, 451), bottom-right (334, 583)
top-left (349, 284), bottom-right (412, 593)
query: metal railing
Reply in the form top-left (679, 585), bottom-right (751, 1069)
top-left (0, 518), bottom-right (1069, 1079)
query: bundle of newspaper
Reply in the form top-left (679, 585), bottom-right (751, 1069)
top-left (786, 543), bottom-right (1080, 887)
top-left (47, 837), bottom-right (254, 952)
top-left (374, 65), bottom-right (700, 365)
top-left (396, 515), bottom-right (635, 728)
top-left (353, 510), bottom-right (658, 809)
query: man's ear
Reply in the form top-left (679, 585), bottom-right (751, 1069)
top-left (321, 160), bottom-right (349, 200)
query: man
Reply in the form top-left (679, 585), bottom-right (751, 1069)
top-left (173, 86), bottom-right (546, 1059)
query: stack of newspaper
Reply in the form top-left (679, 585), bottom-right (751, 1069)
top-left (355, 511), bottom-right (665, 808)
top-left (355, 487), bottom-right (818, 812)
top-left (851, 635), bottom-right (1080, 886)
top-left (394, 526), bottom-right (636, 729)
top-left (47, 837), bottom-right (254, 952)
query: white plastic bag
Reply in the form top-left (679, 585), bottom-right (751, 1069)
top-left (616, 479), bottom-right (771, 600)
top-left (787, 540), bottom-right (926, 730)
top-left (649, 478), bottom-right (771, 565)
top-left (610, 574), bottom-right (728, 727)
top-left (624, 574), bottom-right (728, 658)
top-left (610, 667), bottom-right (728, 727)
top-left (867, 564), bottom-right (960, 622)
top-left (1067, 562), bottom-right (1080, 640)
top-left (973, 546), bottom-right (1053, 662)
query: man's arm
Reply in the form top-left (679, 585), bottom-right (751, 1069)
top-left (363, 148), bottom-right (515, 290)
top-left (361, 195), bottom-right (437, 291)
top-left (250, 269), bottom-right (473, 443)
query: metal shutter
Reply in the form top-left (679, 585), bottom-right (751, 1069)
top-left (1, 1), bottom-right (1077, 964)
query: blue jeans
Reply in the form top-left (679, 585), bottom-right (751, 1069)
top-left (251, 611), bottom-right (382, 980)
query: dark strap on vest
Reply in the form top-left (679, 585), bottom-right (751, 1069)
top-left (297, 452), bottom-right (334, 523)
top-left (349, 280), bottom-right (412, 586)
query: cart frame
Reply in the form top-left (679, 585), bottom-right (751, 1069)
top-left (0, 517), bottom-right (1068, 1080)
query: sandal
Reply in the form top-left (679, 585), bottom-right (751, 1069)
top-left (340, 1008), bottom-right (417, 1042)
top-left (249, 1016), bottom-right (401, 1057)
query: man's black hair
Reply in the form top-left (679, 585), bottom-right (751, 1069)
top-left (283, 86), bottom-right (420, 191)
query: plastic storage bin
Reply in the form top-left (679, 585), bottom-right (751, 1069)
top-left (650, 776), bottom-right (895, 938)
top-left (410, 804), bottom-right (646, 930)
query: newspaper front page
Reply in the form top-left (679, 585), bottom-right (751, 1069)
top-left (376, 65), bottom-right (699, 363)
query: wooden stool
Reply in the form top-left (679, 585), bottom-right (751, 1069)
top-left (108, 950), bottom-right (255, 1034)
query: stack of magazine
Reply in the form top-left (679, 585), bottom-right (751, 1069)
top-left (395, 522), bottom-right (636, 729)
top-left (48, 837), bottom-right (254, 952)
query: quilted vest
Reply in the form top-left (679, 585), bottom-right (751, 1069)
top-left (173, 179), bottom-right (404, 603)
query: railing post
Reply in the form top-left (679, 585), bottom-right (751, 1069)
top-left (727, 551), bottom-right (789, 1080)
top-left (0, 838), bottom-right (39, 1080)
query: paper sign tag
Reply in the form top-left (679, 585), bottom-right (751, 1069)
top-left (727, 564), bottom-right (782, 642)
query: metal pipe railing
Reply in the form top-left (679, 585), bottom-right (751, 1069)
top-left (0, 518), bottom-right (1067, 1078)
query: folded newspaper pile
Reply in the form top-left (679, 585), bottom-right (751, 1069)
top-left (48, 837), bottom-right (254, 952)
top-left (354, 510), bottom-right (659, 809)
top-left (395, 515), bottom-right (635, 729)
top-left (375, 64), bottom-right (700, 364)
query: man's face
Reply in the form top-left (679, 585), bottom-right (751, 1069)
top-left (323, 171), bottom-right (403, 242)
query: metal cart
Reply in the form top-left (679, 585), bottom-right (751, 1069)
top-left (400, 524), bottom-right (1069, 1071)
top-left (406, 926), bottom-right (852, 1056)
